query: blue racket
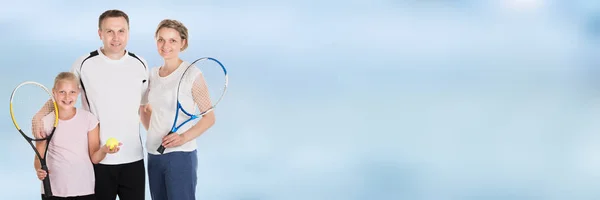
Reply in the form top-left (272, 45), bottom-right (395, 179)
top-left (157, 57), bottom-right (228, 154)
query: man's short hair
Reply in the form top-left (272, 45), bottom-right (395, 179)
top-left (98, 9), bottom-right (130, 29)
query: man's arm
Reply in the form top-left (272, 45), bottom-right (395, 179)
top-left (32, 101), bottom-right (54, 139)
top-left (139, 57), bottom-right (151, 130)
top-left (140, 105), bottom-right (151, 131)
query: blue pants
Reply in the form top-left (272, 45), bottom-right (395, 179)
top-left (148, 150), bottom-right (198, 200)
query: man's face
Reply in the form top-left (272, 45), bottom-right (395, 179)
top-left (98, 17), bottom-right (129, 55)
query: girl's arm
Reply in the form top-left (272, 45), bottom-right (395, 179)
top-left (161, 75), bottom-right (216, 148)
top-left (33, 141), bottom-right (46, 170)
top-left (88, 124), bottom-right (120, 164)
top-left (34, 141), bottom-right (48, 181)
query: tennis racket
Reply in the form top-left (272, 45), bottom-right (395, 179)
top-left (157, 57), bottom-right (228, 154)
top-left (9, 81), bottom-right (58, 197)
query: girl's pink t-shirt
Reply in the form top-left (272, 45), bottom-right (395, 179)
top-left (42, 108), bottom-right (98, 197)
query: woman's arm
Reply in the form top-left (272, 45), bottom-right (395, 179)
top-left (161, 75), bottom-right (216, 148)
top-left (181, 112), bottom-right (215, 142)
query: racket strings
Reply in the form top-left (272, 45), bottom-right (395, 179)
top-left (32, 100), bottom-right (57, 139)
top-left (192, 73), bottom-right (213, 114)
top-left (11, 83), bottom-right (56, 140)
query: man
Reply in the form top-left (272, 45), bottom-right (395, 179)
top-left (68, 9), bottom-right (149, 200)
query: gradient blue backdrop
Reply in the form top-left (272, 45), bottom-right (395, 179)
top-left (2, 0), bottom-right (600, 199)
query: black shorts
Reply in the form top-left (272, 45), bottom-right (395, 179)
top-left (41, 194), bottom-right (95, 200)
top-left (93, 159), bottom-right (145, 200)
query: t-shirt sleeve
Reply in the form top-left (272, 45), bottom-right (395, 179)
top-left (69, 56), bottom-right (85, 82)
top-left (87, 111), bottom-right (99, 132)
top-left (140, 59), bottom-right (151, 105)
top-left (70, 55), bottom-right (91, 112)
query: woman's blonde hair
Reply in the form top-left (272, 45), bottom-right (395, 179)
top-left (155, 19), bottom-right (189, 51)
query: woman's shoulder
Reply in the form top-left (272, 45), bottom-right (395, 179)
top-left (150, 66), bottom-right (161, 73)
top-left (151, 66), bottom-right (161, 70)
top-left (182, 61), bottom-right (202, 76)
top-left (147, 66), bottom-right (162, 78)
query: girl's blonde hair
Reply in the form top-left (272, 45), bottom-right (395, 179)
top-left (53, 72), bottom-right (79, 88)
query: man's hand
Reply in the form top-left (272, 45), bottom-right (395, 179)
top-left (32, 117), bottom-right (46, 139)
top-left (143, 104), bottom-right (152, 113)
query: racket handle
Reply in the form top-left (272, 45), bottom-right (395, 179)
top-left (41, 165), bottom-right (52, 197)
top-left (156, 131), bottom-right (174, 154)
top-left (157, 145), bottom-right (166, 154)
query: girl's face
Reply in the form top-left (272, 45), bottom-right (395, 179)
top-left (53, 80), bottom-right (79, 110)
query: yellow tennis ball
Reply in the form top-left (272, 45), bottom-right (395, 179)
top-left (106, 137), bottom-right (119, 150)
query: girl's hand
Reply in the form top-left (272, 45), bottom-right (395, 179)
top-left (36, 169), bottom-right (47, 181)
top-left (101, 142), bottom-right (122, 154)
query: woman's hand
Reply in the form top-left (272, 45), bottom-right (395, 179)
top-left (162, 133), bottom-right (187, 148)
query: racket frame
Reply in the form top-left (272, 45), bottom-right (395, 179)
top-left (157, 57), bottom-right (228, 154)
top-left (9, 81), bottom-right (58, 197)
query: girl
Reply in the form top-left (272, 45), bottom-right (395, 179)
top-left (140, 19), bottom-right (216, 200)
top-left (34, 72), bottom-right (121, 200)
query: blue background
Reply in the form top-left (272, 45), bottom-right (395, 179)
top-left (2, 0), bottom-right (600, 199)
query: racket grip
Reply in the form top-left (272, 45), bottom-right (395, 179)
top-left (156, 131), bottom-right (174, 154)
top-left (157, 145), bottom-right (166, 154)
top-left (41, 165), bottom-right (52, 197)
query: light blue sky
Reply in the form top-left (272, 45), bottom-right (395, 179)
top-left (2, 0), bottom-right (600, 199)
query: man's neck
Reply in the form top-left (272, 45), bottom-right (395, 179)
top-left (101, 48), bottom-right (126, 60)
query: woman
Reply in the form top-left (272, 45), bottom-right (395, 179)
top-left (141, 19), bottom-right (215, 200)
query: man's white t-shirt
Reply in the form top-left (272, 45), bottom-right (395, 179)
top-left (70, 48), bottom-right (149, 165)
top-left (146, 61), bottom-right (202, 155)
